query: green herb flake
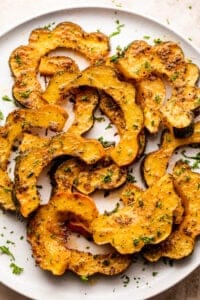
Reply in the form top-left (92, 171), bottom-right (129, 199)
top-left (127, 173), bottom-right (137, 183)
top-left (94, 116), bottom-right (106, 122)
top-left (2, 95), bottom-right (12, 102)
top-left (64, 167), bottom-right (71, 173)
top-left (143, 35), bottom-right (150, 40)
top-left (141, 236), bottom-right (154, 244)
top-left (133, 238), bottom-right (140, 247)
top-left (0, 245), bottom-right (15, 261)
top-left (171, 72), bottom-right (179, 81)
top-left (80, 275), bottom-right (89, 281)
top-left (154, 38), bottom-right (162, 45)
top-left (81, 95), bottom-right (88, 101)
top-left (0, 111), bottom-right (4, 120)
top-left (104, 202), bottom-right (120, 216)
top-left (19, 90), bottom-right (31, 99)
top-left (98, 136), bottom-right (115, 148)
top-left (109, 20), bottom-right (125, 38)
top-left (154, 95), bottom-right (161, 103)
top-left (152, 271), bottom-right (158, 277)
top-left (103, 171), bottom-right (113, 183)
top-left (188, 5), bottom-right (192, 9)
top-left (14, 54), bottom-right (22, 65)
top-left (43, 22), bottom-right (55, 30)
top-left (10, 263), bottom-right (23, 275)
top-left (105, 123), bottom-right (112, 130)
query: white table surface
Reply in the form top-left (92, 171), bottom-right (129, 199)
top-left (0, 0), bottom-right (200, 299)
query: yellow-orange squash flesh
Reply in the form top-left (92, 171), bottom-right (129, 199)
top-left (121, 182), bottom-right (183, 225)
top-left (62, 65), bottom-right (144, 166)
top-left (75, 163), bottom-right (127, 195)
top-left (116, 41), bottom-right (187, 86)
top-left (0, 105), bottom-right (67, 211)
top-left (143, 161), bottom-right (200, 261)
top-left (92, 174), bottom-right (180, 254)
top-left (15, 133), bottom-right (105, 217)
top-left (27, 191), bottom-right (131, 276)
top-left (142, 122), bottom-right (200, 187)
top-left (9, 22), bottom-right (109, 108)
top-left (136, 76), bottom-right (166, 134)
top-left (38, 56), bottom-right (79, 76)
top-left (67, 88), bottom-right (98, 135)
top-left (161, 86), bottom-right (200, 130)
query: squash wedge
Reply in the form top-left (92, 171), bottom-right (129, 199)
top-left (121, 182), bottom-right (183, 225)
top-left (142, 122), bottom-right (200, 187)
top-left (0, 105), bottom-right (67, 170)
top-left (116, 41), bottom-right (187, 86)
top-left (75, 163), bottom-right (127, 195)
top-left (9, 22), bottom-right (109, 108)
top-left (161, 86), bottom-right (200, 137)
top-left (38, 56), bottom-right (79, 76)
top-left (67, 88), bottom-right (98, 135)
top-left (143, 161), bottom-right (200, 261)
top-left (0, 105), bottom-right (67, 211)
top-left (62, 65), bottom-right (143, 166)
top-left (184, 62), bottom-right (199, 86)
top-left (136, 76), bottom-right (166, 133)
top-left (99, 92), bottom-right (146, 159)
top-left (92, 174), bottom-right (180, 254)
top-left (27, 191), bottom-right (131, 276)
top-left (15, 133), bottom-right (105, 217)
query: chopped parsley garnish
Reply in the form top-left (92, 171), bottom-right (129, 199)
top-left (102, 170), bottom-right (113, 183)
top-left (0, 245), bottom-right (15, 261)
top-left (143, 35), bottom-right (150, 40)
top-left (80, 275), bottom-right (89, 281)
top-left (171, 72), bottom-right (179, 81)
top-left (98, 136), bottom-right (115, 148)
top-left (43, 22), bottom-right (55, 30)
top-left (94, 116), bottom-right (106, 122)
top-left (81, 95), bottom-right (88, 101)
top-left (0, 111), bottom-right (4, 120)
top-left (141, 236), bottom-right (154, 244)
top-left (10, 263), bottom-right (23, 275)
top-left (181, 150), bottom-right (200, 169)
top-left (127, 173), bottom-right (137, 183)
top-left (105, 123), bottom-right (112, 129)
top-left (2, 95), bottom-right (12, 102)
top-left (104, 202), bottom-right (120, 216)
top-left (109, 20), bottom-right (125, 38)
top-left (19, 90), bottom-right (31, 99)
top-left (110, 45), bottom-right (127, 63)
top-left (152, 271), bottom-right (158, 277)
top-left (154, 95), bottom-right (161, 103)
top-left (153, 38), bottom-right (162, 44)
top-left (133, 238), bottom-right (140, 246)
top-left (14, 54), bottom-right (22, 65)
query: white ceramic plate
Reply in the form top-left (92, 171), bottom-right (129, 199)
top-left (0, 6), bottom-right (200, 300)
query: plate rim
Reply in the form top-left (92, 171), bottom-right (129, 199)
top-left (0, 4), bottom-right (200, 300)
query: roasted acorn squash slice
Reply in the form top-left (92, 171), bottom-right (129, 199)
top-left (136, 76), bottom-right (165, 134)
top-left (116, 41), bottom-right (187, 86)
top-left (92, 174), bottom-right (180, 254)
top-left (15, 133), bottom-right (105, 217)
top-left (143, 161), bottom-right (200, 261)
top-left (142, 122), bottom-right (200, 187)
top-left (9, 22), bottom-right (109, 108)
top-left (0, 105), bottom-right (67, 211)
top-left (63, 65), bottom-right (144, 166)
top-left (161, 86), bottom-right (200, 137)
top-left (27, 191), bottom-right (131, 276)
